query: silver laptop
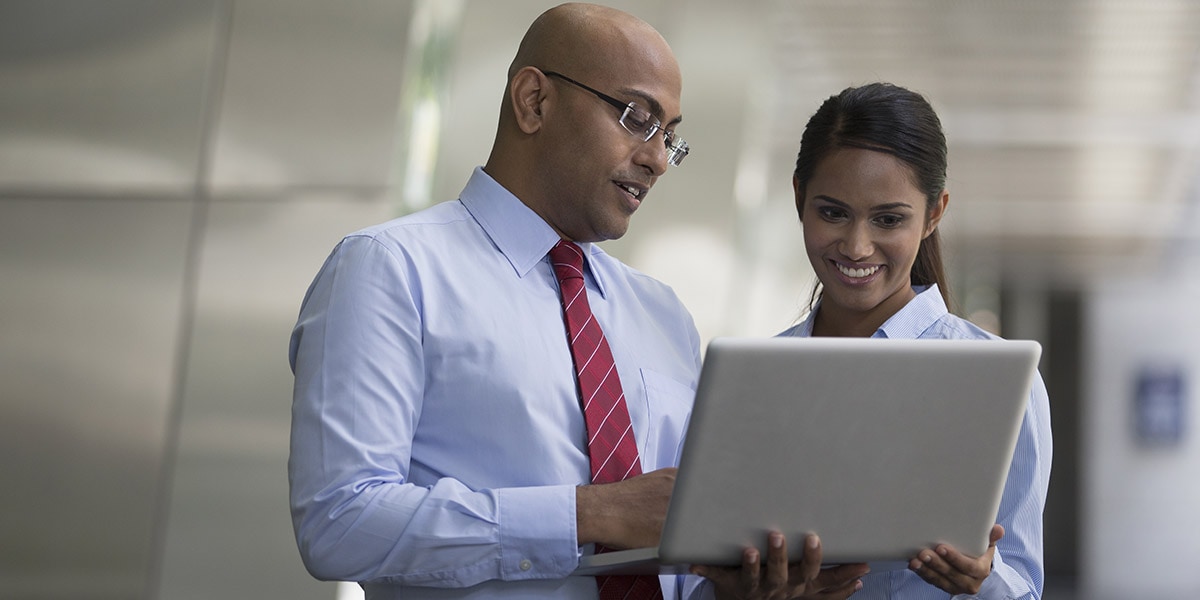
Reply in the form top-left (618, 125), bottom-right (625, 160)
top-left (575, 336), bottom-right (1041, 575)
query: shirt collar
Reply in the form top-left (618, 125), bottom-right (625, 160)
top-left (458, 167), bottom-right (611, 297)
top-left (875, 284), bottom-right (946, 339)
top-left (792, 283), bottom-right (946, 338)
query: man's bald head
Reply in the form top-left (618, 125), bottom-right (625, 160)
top-left (509, 3), bottom-right (674, 84)
top-left (483, 3), bottom-right (683, 242)
top-left (490, 3), bottom-right (681, 149)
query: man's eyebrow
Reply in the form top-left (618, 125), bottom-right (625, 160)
top-left (618, 87), bottom-right (683, 127)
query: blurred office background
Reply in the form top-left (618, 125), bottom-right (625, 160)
top-left (1, 0), bottom-right (1198, 598)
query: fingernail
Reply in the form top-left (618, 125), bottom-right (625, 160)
top-left (938, 547), bottom-right (948, 556)
top-left (855, 580), bottom-right (864, 591)
top-left (807, 534), bottom-right (819, 549)
top-left (771, 533), bottom-right (783, 549)
top-left (922, 553), bottom-right (932, 562)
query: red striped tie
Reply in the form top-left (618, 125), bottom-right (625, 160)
top-left (550, 240), bottom-right (662, 600)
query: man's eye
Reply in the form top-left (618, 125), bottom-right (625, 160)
top-left (624, 109), bottom-right (653, 131)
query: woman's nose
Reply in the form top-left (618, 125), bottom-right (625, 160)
top-left (840, 222), bottom-right (874, 261)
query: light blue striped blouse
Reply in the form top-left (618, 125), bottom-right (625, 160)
top-left (777, 285), bottom-right (1053, 600)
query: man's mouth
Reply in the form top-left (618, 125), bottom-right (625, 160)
top-left (616, 181), bottom-right (647, 200)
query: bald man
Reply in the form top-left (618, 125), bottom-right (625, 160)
top-left (289, 4), bottom-right (863, 599)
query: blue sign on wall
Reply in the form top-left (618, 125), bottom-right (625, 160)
top-left (1133, 366), bottom-right (1187, 447)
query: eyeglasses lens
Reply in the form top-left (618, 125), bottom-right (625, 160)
top-left (619, 106), bottom-right (688, 166)
top-left (666, 137), bottom-right (689, 167)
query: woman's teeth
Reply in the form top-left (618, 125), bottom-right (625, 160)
top-left (838, 264), bottom-right (879, 278)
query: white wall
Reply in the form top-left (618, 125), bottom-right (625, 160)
top-left (1084, 272), bottom-right (1200, 598)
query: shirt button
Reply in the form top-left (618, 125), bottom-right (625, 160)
top-left (519, 559), bottom-right (533, 571)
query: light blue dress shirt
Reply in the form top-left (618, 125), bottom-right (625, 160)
top-left (289, 168), bottom-right (703, 599)
top-left (779, 285), bottom-right (1053, 600)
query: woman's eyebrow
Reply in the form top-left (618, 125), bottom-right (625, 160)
top-left (813, 196), bottom-right (915, 212)
top-left (870, 202), bottom-right (915, 211)
top-left (812, 194), bottom-right (847, 207)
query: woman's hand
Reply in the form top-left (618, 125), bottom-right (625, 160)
top-left (690, 532), bottom-right (868, 600)
top-left (909, 524), bottom-right (1003, 595)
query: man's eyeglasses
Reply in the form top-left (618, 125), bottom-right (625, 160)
top-left (542, 70), bottom-right (689, 167)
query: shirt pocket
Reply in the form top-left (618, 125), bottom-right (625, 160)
top-left (638, 368), bottom-right (696, 472)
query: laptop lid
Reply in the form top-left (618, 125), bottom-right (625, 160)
top-left (576, 336), bottom-right (1040, 575)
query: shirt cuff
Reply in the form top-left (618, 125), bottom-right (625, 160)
top-left (496, 484), bottom-right (580, 580)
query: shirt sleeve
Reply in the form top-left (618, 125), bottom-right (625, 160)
top-left (965, 372), bottom-right (1053, 600)
top-left (287, 235), bottom-right (581, 586)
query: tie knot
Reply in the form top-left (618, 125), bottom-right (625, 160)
top-left (550, 240), bottom-right (584, 283)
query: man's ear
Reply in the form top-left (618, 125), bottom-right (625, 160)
top-left (924, 189), bottom-right (950, 238)
top-left (510, 67), bottom-right (548, 135)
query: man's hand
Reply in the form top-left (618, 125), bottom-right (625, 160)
top-left (691, 532), bottom-right (868, 600)
top-left (576, 467), bottom-right (676, 549)
top-left (909, 524), bottom-right (1003, 595)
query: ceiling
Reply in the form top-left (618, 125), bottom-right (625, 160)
top-left (753, 0), bottom-right (1200, 285)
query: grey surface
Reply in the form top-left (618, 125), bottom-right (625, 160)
top-left (0, 1), bottom-right (409, 598)
top-left (207, 0), bottom-right (413, 189)
top-left (0, 197), bottom-right (194, 599)
top-left (580, 338), bottom-right (1041, 574)
top-left (153, 197), bottom-right (394, 600)
top-left (662, 338), bottom-right (1039, 566)
top-left (0, 0), bottom-right (219, 191)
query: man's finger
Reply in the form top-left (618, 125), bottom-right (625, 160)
top-left (798, 533), bottom-right (822, 584)
top-left (815, 562), bottom-right (871, 590)
top-left (740, 546), bottom-right (761, 594)
top-left (821, 575), bottom-right (865, 600)
top-left (765, 532), bottom-right (789, 590)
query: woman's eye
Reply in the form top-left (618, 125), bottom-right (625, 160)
top-left (817, 207), bottom-right (846, 221)
top-left (875, 214), bottom-right (904, 228)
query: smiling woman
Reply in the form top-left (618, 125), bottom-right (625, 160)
top-left (778, 82), bottom-right (1054, 600)
top-left (796, 146), bottom-right (946, 337)
top-left (791, 82), bottom-right (952, 337)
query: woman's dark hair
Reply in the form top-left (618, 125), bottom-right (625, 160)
top-left (793, 82), bottom-right (952, 311)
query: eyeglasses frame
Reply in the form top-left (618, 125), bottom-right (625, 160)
top-left (541, 70), bottom-right (689, 167)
